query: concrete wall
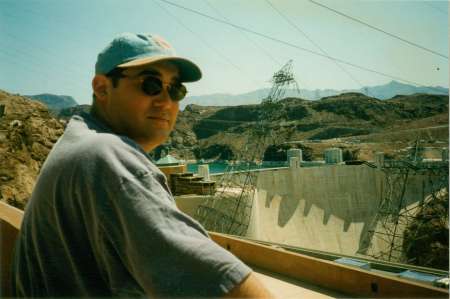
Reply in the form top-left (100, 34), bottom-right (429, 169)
top-left (175, 195), bottom-right (210, 218)
top-left (246, 164), bottom-right (441, 258)
top-left (247, 165), bottom-right (383, 256)
top-left (211, 167), bottom-right (289, 187)
top-left (363, 170), bottom-right (446, 260)
top-left (177, 164), bottom-right (444, 259)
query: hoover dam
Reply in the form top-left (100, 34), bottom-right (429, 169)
top-left (176, 157), bottom-right (448, 262)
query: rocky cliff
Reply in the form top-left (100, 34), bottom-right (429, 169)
top-left (160, 93), bottom-right (448, 161)
top-left (0, 90), bottom-right (64, 209)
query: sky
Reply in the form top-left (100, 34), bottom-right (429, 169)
top-left (0, 0), bottom-right (448, 105)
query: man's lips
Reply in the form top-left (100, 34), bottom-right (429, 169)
top-left (147, 116), bottom-right (170, 122)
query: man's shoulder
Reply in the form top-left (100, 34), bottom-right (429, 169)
top-left (75, 133), bottom-right (152, 171)
top-left (78, 131), bottom-right (137, 155)
top-left (53, 116), bottom-right (154, 176)
top-left (64, 114), bottom-right (146, 158)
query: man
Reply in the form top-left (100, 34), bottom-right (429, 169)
top-left (12, 33), bottom-right (274, 298)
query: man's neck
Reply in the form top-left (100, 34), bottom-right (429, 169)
top-left (90, 107), bottom-right (158, 153)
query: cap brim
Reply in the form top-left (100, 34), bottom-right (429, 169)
top-left (117, 56), bottom-right (202, 82)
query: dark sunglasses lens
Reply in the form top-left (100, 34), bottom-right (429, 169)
top-left (142, 77), bottom-right (163, 96)
top-left (168, 84), bottom-right (187, 102)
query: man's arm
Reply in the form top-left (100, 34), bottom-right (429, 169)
top-left (224, 272), bottom-right (276, 298)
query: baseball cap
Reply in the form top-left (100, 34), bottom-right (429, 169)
top-left (95, 33), bottom-right (202, 82)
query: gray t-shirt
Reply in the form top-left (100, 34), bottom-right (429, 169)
top-left (12, 112), bottom-right (251, 297)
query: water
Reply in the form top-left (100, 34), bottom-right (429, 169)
top-left (187, 161), bottom-right (288, 174)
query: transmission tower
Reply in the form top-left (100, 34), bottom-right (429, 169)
top-left (195, 127), bottom-right (277, 236)
top-left (361, 159), bottom-right (448, 263)
top-left (195, 60), bottom-right (300, 236)
top-left (194, 147), bottom-right (262, 236)
top-left (263, 59), bottom-right (301, 103)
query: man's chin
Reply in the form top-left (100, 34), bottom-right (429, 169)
top-left (144, 131), bottom-right (170, 146)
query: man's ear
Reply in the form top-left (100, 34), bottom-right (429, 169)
top-left (92, 75), bottom-right (109, 102)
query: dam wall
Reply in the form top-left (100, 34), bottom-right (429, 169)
top-left (177, 163), bottom-right (444, 259)
top-left (246, 164), bottom-right (438, 257)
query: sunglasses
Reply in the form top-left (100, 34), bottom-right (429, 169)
top-left (120, 74), bottom-right (187, 102)
top-left (143, 76), bottom-right (187, 102)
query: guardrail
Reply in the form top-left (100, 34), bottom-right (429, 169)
top-left (210, 232), bottom-right (449, 298)
top-left (1, 201), bottom-right (448, 298)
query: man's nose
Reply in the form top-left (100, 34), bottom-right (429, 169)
top-left (152, 88), bottom-right (173, 108)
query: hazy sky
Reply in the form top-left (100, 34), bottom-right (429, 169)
top-left (0, 0), bottom-right (448, 105)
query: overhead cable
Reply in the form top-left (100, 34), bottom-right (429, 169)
top-left (423, 2), bottom-right (448, 16)
top-left (0, 46), bottom-right (86, 91)
top-left (308, 0), bottom-right (448, 59)
top-left (265, 0), bottom-right (366, 93)
top-left (2, 30), bottom-right (87, 79)
top-left (159, 0), bottom-right (444, 93)
top-left (153, 0), bottom-right (243, 72)
top-left (155, 0), bottom-right (266, 88)
top-left (204, 0), bottom-right (282, 67)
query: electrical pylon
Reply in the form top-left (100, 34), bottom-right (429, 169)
top-left (363, 159), bottom-right (448, 263)
top-left (195, 60), bottom-right (301, 236)
top-left (263, 59), bottom-right (300, 103)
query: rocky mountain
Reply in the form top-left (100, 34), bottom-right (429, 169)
top-left (182, 81), bottom-right (448, 109)
top-left (1, 88), bottom-right (448, 208)
top-left (27, 93), bottom-right (78, 113)
top-left (368, 81), bottom-right (448, 100)
top-left (166, 92), bottom-right (448, 161)
top-left (48, 92), bottom-right (449, 162)
top-left (0, 90), bottom-right (65, 209)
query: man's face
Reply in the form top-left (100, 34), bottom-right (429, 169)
top-left (99, 61), bottom-right (181, 151)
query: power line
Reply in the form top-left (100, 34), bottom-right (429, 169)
top-left (1, 30), bottom-right (87, 79)
top-left (202, 0), bottom-right (306, 90)
top-left (264, 0), bottom-right (367, 95)
top-left (0, 46), bottom-right (86, 93)
top-left (154, 0), bottom-right (266, 89)
top-left (159, 0), bottom-right (445, 93)
top-left (204, 0), bottom-right (282, 67)
top-left (0, 42), bottom-right (86, 90)
top-left (308, 0), bottom-right (448, 59)
top-left (423, 2), bottom-right (448, 16)
top-left (154, 0), bottom-right (243, 73)
top-left (11, 3), bottom-right (96, 36)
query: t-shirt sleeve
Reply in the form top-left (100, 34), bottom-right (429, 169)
top-left (95, 163), bottom-right (252, 297)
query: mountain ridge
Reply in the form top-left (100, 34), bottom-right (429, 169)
top-left (164, 92), bottom-right (449, 161)
top-left (27, 93), bottom-right (78, 113)
top-left (182, 80), bottom-right (448, 109)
